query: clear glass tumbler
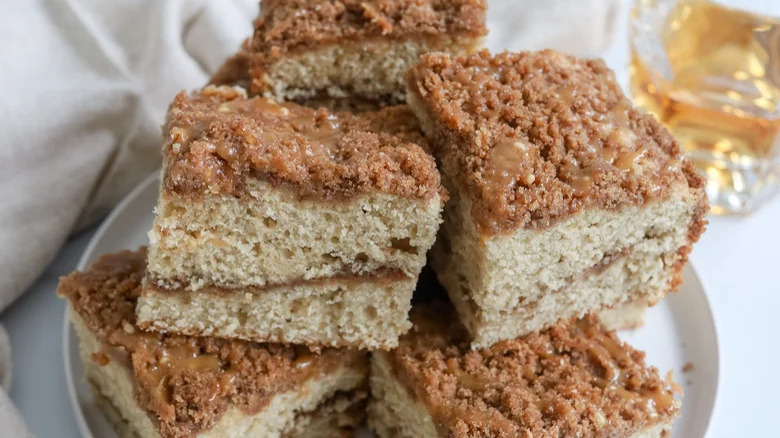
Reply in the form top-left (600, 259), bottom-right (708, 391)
top-left (630, 0), bottom-right (780, 214)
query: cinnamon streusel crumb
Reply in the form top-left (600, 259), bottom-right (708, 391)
top-left (406, 50), bottom-right (705, 233)
top-left (163, 85), bottom-right (442, 201)
top-left (385, 302), bottom-right (680, 437)
top-left (210, 39), bottom-right (253, 91)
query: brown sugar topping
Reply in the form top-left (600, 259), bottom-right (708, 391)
top-left (250, 0), bottom-right (487, 87)
top-left (163, 85), bottom-right (442, 201)
top-left (210, 39), bottom-right (253, 91)
top-left (387, 303), bottom-right (680, 437)
top-left (406, 50), bottom-right (706, 233)
top-left (57, 249), bottom-right (366, 438)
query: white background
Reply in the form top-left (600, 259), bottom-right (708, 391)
top-left (1, 1), bottom-right (779, 437)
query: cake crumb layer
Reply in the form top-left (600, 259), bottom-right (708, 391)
top-left (138, 274), bottom-right (418, 351)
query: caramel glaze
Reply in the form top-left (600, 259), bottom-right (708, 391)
top-left (163, 85), bottom-right (443, 202)
top-left (386, 302), bottom-right (680, 437)
top-left (57, 248), bottom-right (367, 438)
top-left (406, 50), bottom-right (707, 234)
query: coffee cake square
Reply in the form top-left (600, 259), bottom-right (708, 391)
top-left (249, 0), bottom-right (487, 103)
top-left (368, 303), bottom-right (681, 438)
top-left (140, 85), bottom-right (445, 350)
top-left (58, 249), bottom-right (368, 438)
top-left (406, 50), bottom-right (707, 347)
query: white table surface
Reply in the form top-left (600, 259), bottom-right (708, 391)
top-left (3, 2), bottom-right (780, 437)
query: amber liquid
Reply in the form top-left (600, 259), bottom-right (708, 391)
top-left (630, 0), bottom-right (780, 213)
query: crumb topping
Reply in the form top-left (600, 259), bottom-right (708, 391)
top-left (210, 39), bottom-right (252, 91)
top-left (387, 303), bottom-right (681, 437)
top-left (250, 0), bottom-right (487, 82)
top-left (406, 50), bottom-right (706, 233)
top-left (57, 249), bottom-right (366, 438)
top-left (163, 85), bottom-right (442, 200)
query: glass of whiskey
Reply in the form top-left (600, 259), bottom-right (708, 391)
top-left (630, 0), bottom-right (780, 214)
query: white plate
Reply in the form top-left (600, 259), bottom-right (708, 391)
top-left (64, 172), bottom-right (719, 438)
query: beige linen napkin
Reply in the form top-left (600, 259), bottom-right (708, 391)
top-left (0, 0), bottom-right (256, 314)
top-left (0, 0), bottom-right (255, 435)
top-left (0, 0), bottom-right (618, 435)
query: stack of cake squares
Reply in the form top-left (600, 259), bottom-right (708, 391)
top-left (57, 1), bottom-right (708, 438)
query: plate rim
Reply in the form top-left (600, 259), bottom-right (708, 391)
top-left (669, 264), bottom-right (720, 437)
top-left (62, 170), bottom-right (720, 438)
top-left (702, 265), bottom-right (720, 436)
top-left (63, 171), bottom-right (159, 438)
